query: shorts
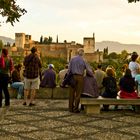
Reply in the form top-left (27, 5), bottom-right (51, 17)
top-left (24, 77), bottom-right (40, 90)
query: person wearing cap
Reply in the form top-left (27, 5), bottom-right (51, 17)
top-left (0, 48), bottom-right (14, 107)
top-left (67, 48), bottom-right (92, 113)
top-left (40, 64), bottom-right (56, 88)
top-left (23, 47), bottom-right (42, 106)
top-left (129, 52), bottom-right (140, 78)
top-left (11, 64), bottom-right (24, 99)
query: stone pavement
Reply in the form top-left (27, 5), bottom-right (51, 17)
top-left (0, 99), bottom-right (140, 140)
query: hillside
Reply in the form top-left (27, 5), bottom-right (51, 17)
top-left (0, 36), bottom-right (15, 45)
top-left (95, 41), bottom-right (140, 54)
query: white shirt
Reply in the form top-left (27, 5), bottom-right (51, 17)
top-left (129, 61), bottom-right (140, 78)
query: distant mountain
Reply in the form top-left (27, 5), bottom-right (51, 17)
top-left (0, 36), bottom-right (15, 45)
top-left (95, 41), bottom-right (140, 54)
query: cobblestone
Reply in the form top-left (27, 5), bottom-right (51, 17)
top-left (0, 99), bottom-right (140, 140)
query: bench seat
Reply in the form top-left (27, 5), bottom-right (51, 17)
top-left (80, 97), bottom-right (140, 114)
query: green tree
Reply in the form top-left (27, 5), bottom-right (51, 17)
top-left (0, 0), bottom-right (27, 26)
top-left (128, 0), bottom-right (140, 2)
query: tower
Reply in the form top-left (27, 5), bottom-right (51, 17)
top-left (83, 33), bottom-right (95, 53)
top-left (15, 33), bottom-right (25, 48)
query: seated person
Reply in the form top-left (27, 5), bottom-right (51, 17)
top-left (11, 64), bottom-right (24, 99)
top-left (101, 68), bottom-right (118, 111)
top-left (40, 64), bottom-right (56, 88)
top-left (119, 68), bottom-right (138, 99)
top-left (82, 70), bottom-right (99, 98)
top-left (58, 64), bottom-right (68, 86)
top-left (81, 70), bottom-right (99, 110)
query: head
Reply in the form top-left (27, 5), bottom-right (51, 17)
top-left (65, 64), bottom-right (68, 69)
top-left (131, 52), bottom-right (138, 61)
top-left (2, 48), bottom-right (8, 57)
top-left (86, 70), bottom-right (94, 77)
top-left (48, 64), bottom-right (54, 69)
top-left (106, 68), bottom-right (115, 77)
top-left (17, 63), bottom-right (22, 71)
top-left (97, 64), bottom-right (102, 69)
top-left (77, 48), bottom-right (84, 56)
top-left (124, 69), bottom-right (132, 78)
top-left (31, 47), bottom-right (37, 54)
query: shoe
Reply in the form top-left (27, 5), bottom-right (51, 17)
top-left (29, 103), bottom-right (35, 106)
top-left (23, 102), bottom-right (26, 105)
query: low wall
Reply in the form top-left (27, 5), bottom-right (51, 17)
top-left (9, 87), bottom-right (70, 99)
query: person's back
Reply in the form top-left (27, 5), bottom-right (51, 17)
top-left (119, 68), bottom-right (137, 99)
top-left (83, 71), bottom-right (99, 98)
top-left (40, 64), bottom-right (56, 88)
top-left (23, 47), bottom-right (42, 106)
top-left (11, 64), bottom-right (24, 99)
top-left (24, 53), bottom-right (41, 79)
top-left (94, 64), bottom-right (106, 95)
top-left (129, 52), bottom-right (140, 78)
top-left (0, 48), bottom-right (14, 107)
top-left (68, 48), bottom-right (92, 113)
top-left (58, 64), bottom-right (68, 85)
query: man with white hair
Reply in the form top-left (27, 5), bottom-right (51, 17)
top-left (67, 48), bottom-right (92, 113)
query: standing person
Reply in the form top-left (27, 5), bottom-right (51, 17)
top-left (11, 64), bottom-right (24, 99)
top-left (23, 47), bottom-right (42, 106)
top-left (0, 48), bottom-right (14, 107)
top-left (94, 64), bottom-right (106, 95)
top-left (129, 52), bottom-right (140, 78)
top-left (68, 48), bottom-right (92, 113)
top-left (40, 64), bottom-right (56, 88)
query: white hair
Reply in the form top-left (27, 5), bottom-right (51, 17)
top-left (77, 48), bottom-right (84, 56)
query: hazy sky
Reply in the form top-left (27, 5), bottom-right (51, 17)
top-left (0, 0), bottom-right (140, 44)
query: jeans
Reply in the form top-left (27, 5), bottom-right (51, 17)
top-left (11, 82), bottom-right (24, 98)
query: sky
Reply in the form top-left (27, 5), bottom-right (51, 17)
top-left (1, 0), bottom-right (140, 44)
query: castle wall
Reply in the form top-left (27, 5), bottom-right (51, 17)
top-left (13, 33), bottom-right (103, 63)
top-left (84, 52), bottom-right (103, 63)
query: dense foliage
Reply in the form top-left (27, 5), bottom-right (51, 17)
top-left (0, 0), bottom-right (27, 25)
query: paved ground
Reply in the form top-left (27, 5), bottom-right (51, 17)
top-left (0, 99), bottom-right (140, 140)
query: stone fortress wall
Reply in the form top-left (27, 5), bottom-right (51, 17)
top-left (12, 33), bottom-right (103, 63)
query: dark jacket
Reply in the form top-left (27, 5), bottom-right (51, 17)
top-left (102, 76), bottom-right (118, 98)
top-left (40, 69), bottom-right (56, 88)
top-left (12, 69), bottom-right (21, 82)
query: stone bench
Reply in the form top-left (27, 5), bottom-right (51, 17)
top-left (9, 87), bottom-right (70, 99)
top-left (80, 97), bottom-right (140, 114)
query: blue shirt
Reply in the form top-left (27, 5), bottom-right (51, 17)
top-left (68, 55), bottom-right (91, 75)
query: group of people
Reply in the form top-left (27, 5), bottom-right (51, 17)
top-left (0, 46), bottom-right (140, 113)
top-left (0, 47), bottom-right (42, 107)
